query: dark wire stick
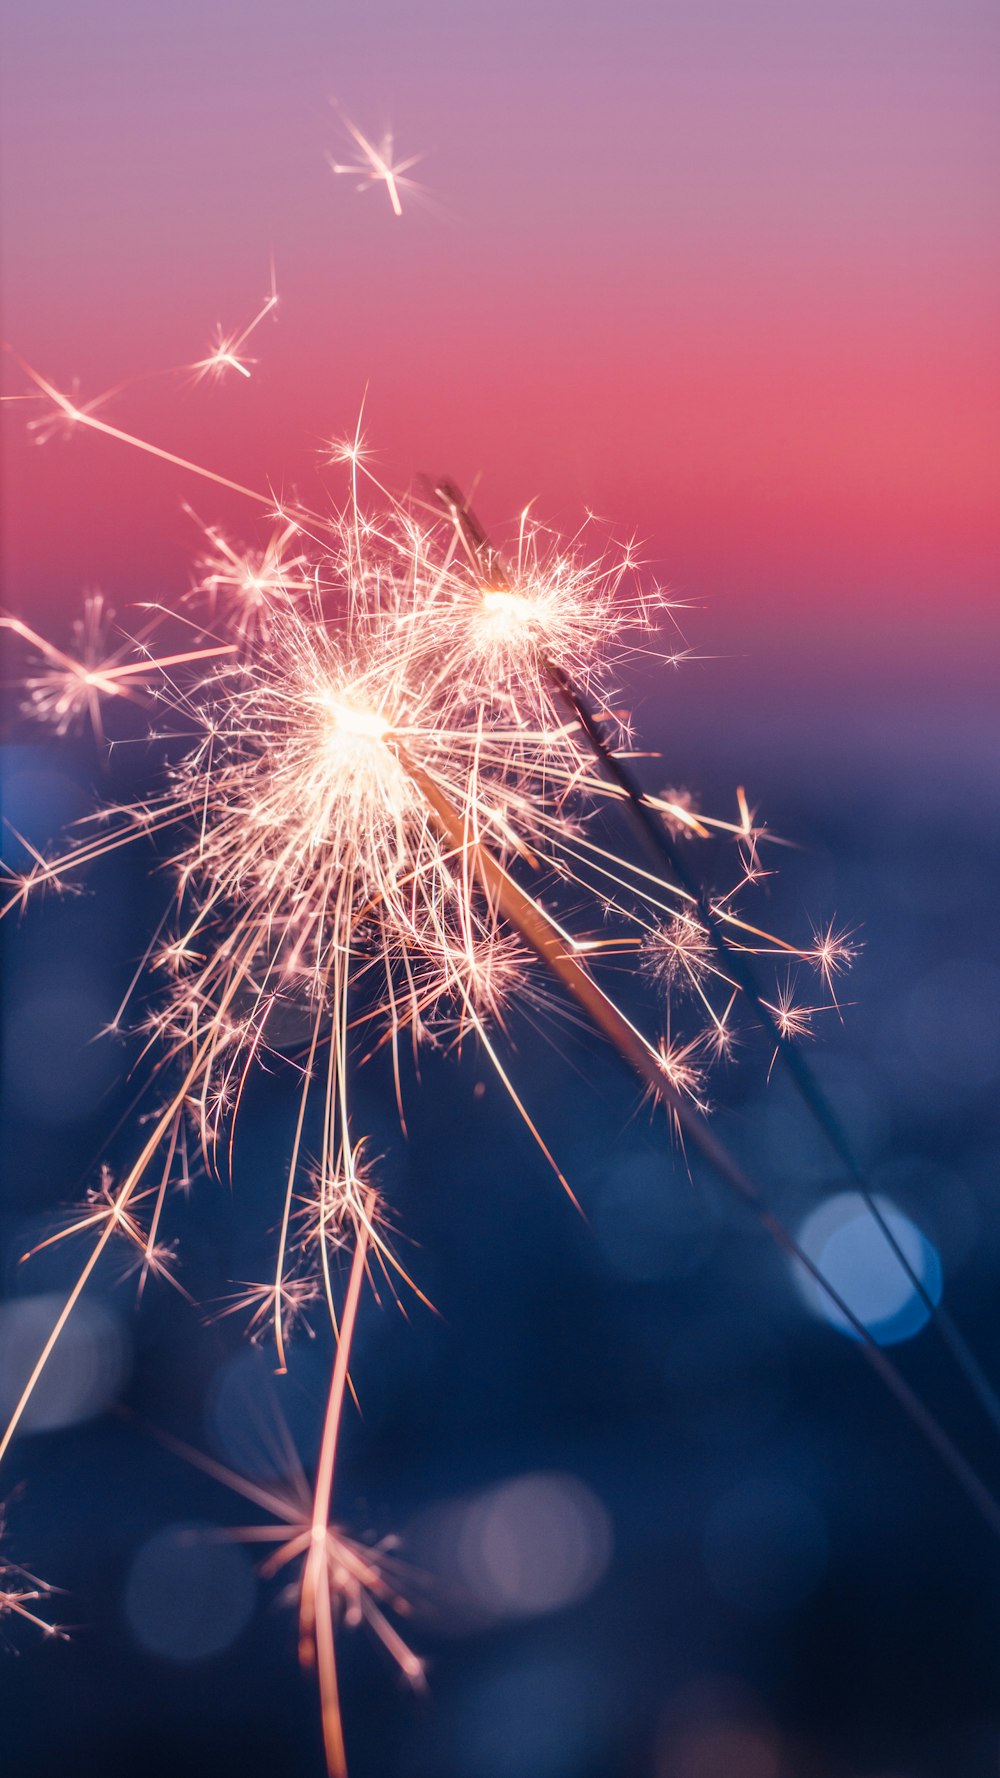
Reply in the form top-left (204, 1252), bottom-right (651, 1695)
top-left (432, 475), bottom-right (1000, 1447)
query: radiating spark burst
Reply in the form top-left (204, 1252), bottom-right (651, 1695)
top-left (0, 603), bottom-right (236, 747)
top-left (23, 372), bottom-right (116, 447)
top-left (2, 595), bottom-right (126, 740)
top-left (430, 477), bottom-right (662, 718)
top-left (1, 357), bottom-right (871, 1773)
top-left (652, 785), bottom-right (706, 839)
top-left (187, 512), bottom-right (314, 644)
top-left (809, 919), bottom-right (859, 1005)
top-left (191, 265), bottom-right (278, 382)
top-left (327, 115), bottom-right (422, 217)
top-left (211, 1275), bottom-right (321, 1345)
top-left (768, 981), bottom-right (818, 1044)
top-left (22, 1165), bottom-right (190, 1303)
top-left (0, 1510), bottom-right (66, 1644)
top-left (653, 1024), bottom-right (712, 1117)
top-left (0, 393), bottom-right (846, 1244)
top-left (4, 272), bottom-right (279, 467)
top-left (642, 914), bottom-right (714, 999)
top-left (159, 1194), bottom-right (423, 1778)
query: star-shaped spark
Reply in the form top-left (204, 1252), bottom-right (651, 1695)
top-left (0, 604), bottom-right (237, 747)
top-left (157, 1200), bottom-right (423, 1778)
top-left (23, 1166), bottom-right (190, 1304)
top-left (0, 1509), bottom-right (66, 1643)
top-left (328, 116), bottom-right (422, 218)
top-left (192, 265), bottom-right (278, 383)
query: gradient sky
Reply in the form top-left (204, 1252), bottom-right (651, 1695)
top-left (3, 0), bottom-right (998, 740)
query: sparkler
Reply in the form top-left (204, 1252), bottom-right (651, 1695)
top-left (5, 353), bottom-right (1000, 1775)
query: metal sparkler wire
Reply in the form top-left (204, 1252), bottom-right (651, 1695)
top-left (409, 753), bottom-right (1000, 1541)
top-left (431, 478), bottom-right (1000, 1450)
top-left (7, 358), bottom-right (1000, 1778)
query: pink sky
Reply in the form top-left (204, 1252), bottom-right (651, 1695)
top-left (3, 0), bottom-right (998, 723)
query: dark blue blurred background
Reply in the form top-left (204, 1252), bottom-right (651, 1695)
top-left (3, 670), bottom-right (999, 1778)
top-left (4, 0), bottom-right (999, 1765)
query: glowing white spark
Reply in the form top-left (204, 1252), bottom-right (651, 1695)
top-left (192, 265), bottom-right (278, 383)
top-left (328, 116), bottom-right (422, 218)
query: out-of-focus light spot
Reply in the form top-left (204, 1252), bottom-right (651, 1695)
top-left (0, 1292), bottom-right (129, 1433)
top-left (704, 1479), bottom-right (827, 1614)
top-left (657, 1676), bottom-right (783, 1778)
top-left (904, 959), bottom-right (1000, 1090)
top-left (0, 750), bottom-right (91, 862)
top-left (409, 1472), bottom-right (612, 1627)
top-left (2, 979), bottom-right (116, 1125)
top-left (593, 1153), bottom-right (718, 1280)
top-left (660, 1721), bottom-right (781, 1778)
top-left (794, 1192), bottom-right (942, 1344)
top-left (455, 1652), bottom-right (602, 1778)
top-left (873, 1158), bottom-right (979, 1275)
top-left (458, 1473), bottom-right (612, 1619)
top-left (125, 1524), bottom-right (255, 1662)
